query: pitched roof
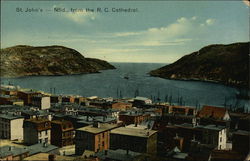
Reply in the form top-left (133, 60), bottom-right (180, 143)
top-left (198, 106), bottom-right (227, 120)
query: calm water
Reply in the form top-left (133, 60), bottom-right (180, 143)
top-left (2, 63), bottom-right (249, 109)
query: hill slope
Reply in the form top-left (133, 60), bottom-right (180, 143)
top-left (0, 45), bottom-right (115, 77)
top-left (150, 42), bottom-right (249, 88)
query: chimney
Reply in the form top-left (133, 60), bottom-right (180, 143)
top-left (146, 131), bottom-right (150, 136)
top-left (104, 150), bottom-right (108, 156)
top-left (48, 154), bottom-right (55, 161)
top-left (126, 149), bottom-right (129, 155)
top-left (9, 146), bottom-right (12, 151)
top-left (43, 142), bottom-right (47, 148)
top-left (93, 121), bottom-right (100, 128)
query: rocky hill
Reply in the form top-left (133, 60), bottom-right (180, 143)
top-left (0, 45), bottom-right (115, 77)
top-left (150, 42), bottom-right (249, 88)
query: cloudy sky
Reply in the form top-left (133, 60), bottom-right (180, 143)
top-left (1, 1), bottom-right (249, 63)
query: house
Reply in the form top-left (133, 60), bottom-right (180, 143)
top-left (51, 120), bottom-right (74, 147)
top-left (0, 113), bottom-right (24, 140)
top-left (0, 95), bottom-right (24, 106)
top-left (199, 124), bottom-right (227, 150)
top-left (237, 114), bottom-right (250, 131)
top-left (61, 95), bottom-right (75, 103)
top-left (197, 106), bottom-right (230, 127)
top-left (119, 111), bottom-right (150, 125)
top-left (110, 126), bottom-right (157, 154)
top-left (232, 130), bottom-right (250, 156)
top-left (0, 87), bottom-right (18, 96)
top-left (112, 102), bottom-right (133, 111)
top-left (75, 122), bottom-right (119, 155)
top-left (23, 118), bottom-right (51, 145)
top-left (133, 97), bottom-right (152, 107)
top-left (50, 95), bottom-right (60, 104)
top-left (31, 95), bottom-right (51, 110)
top-left (165, 105), bottom-right (197, 116)
top-left (17, 90), bottom-right (40, 105)
top-left (208, 150), bottom-right (246, 161)
top-left (21, 109), bottom-right (52, 121)
top-left (95, 149), bottom-right (141, 161)
top-left (197, 106), bottom-right (230, 120)
top-left (229, 112), bottom-right (248, 130)
top-left (0, 146), bottom-right (29, 161)
top-left (162, 105), bottom-right (197, 125)
top-left (162, 123), bottom-right (227, 152)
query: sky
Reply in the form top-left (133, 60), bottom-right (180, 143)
top-left (1, 1), bottom-right (249, 63)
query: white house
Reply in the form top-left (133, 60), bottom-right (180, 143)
top-left (31, 95), bottom-right (51, 110)
top-left (0, 113), bottom-right (24, 140)
top-left (199, 124), bottom-right (227, 150)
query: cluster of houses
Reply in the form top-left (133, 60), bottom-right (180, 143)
top-left (0, 85), bottom-right (249, 161)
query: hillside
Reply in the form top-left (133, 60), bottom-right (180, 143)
top-left (0, 45), bottom-right (115, 77)
top-left (150, 42), bottom-right (249, 88)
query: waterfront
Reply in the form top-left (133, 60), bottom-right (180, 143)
top-left (2, 63), bottom-right (249, 109)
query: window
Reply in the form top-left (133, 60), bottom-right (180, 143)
top-left (220, 137), bottom-right (222, 142)
top-left (39, 139), bottom-right (42, 143)
top-left (39, 131), bottom-right (42, 137)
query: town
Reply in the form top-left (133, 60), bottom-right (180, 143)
top-left (0, 84), bottom-right (249, 161)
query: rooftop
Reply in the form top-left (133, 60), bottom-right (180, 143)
top-left (210, 150), bottom-right (245, 161)
top-left (171, 123), bottom-right (226, 131)
top-left (95, 149), bottom-right (141, 161)
top-left (197, 124), bottom-right (226, 131)
top-left (233, 130), bottom-right (250, 136)
top-left (198, 105), bottom-right (227, 119)
top-left (111, 126), bottom-right (157, 138)
top-left (25, 118), bottom-right (50, 124)
top-left (0, 114), bottom-right (24, 120)
top-left (77, 123), bottom-right (119, 134)
top-left (23, 152), bottom-right (74, 161)
top-left (134, 97), bottom-right (151, 101)
top-left (0, 146), bottom-right (28, 158)
top-left (26, 143), bottom-right (58, 156)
